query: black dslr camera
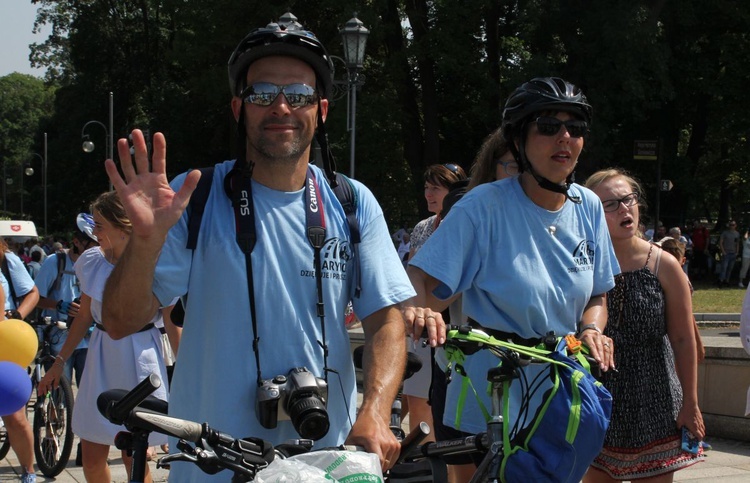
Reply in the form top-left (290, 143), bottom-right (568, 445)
top-left (256, 367), bottom-right (329, 440)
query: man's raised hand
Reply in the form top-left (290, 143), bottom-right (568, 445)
top-left (104, 129), bottom-right (201, 241)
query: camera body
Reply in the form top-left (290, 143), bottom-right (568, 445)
top-left (256, 367), bottom-right (329, 440)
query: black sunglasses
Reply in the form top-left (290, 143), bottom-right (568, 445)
top-left (240, 82), bottom-right (318, 108)
top-left (533, 117), bottom-right (589, 138)
top-left (601, 192), bottom-right (639, 213)
top-left (443, 163), bottom-right (460, 175)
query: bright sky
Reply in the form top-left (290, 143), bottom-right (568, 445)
top-left (0, 0), bottom-right (51, 77)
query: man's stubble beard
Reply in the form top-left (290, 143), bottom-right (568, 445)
top-left (249, 123), bottom-right (315, 166)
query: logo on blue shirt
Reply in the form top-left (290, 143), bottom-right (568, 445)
top-left (568, 240), bottom-right (596, 273)
top-left (300, 237), bottom-right (352, 280)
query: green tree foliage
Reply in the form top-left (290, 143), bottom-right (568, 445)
top-left (15, 0), bottom-right (750, 234)
top-left (0, 73), bottom-right (55, 218)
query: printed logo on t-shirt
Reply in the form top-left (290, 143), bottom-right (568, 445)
top-left (568, 240), bottom-right (595, 273)
top-left (299, 237), bottom-right (353, 281)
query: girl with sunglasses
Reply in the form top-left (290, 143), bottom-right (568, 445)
top-left (584, 169), bottom-right (704, 482)
top-left (405, 77), bottom-right (619, 482)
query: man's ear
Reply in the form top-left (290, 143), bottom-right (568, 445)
top-left (231, 97), bottom-right (242, 122)
top-left (318, 98), bottom-right (329, 123)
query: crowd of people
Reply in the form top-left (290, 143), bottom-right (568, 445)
top-left (0, 11), bottom-right (724, 483)
top-left (641, 218), bottom-right (750, 288)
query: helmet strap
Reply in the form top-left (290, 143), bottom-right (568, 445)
top-left (235, 108), bottom-right (249, 170)
top-left (315, 103), bottom-right (339, 187)
top-left (516, 123), bottom-right (582, 204)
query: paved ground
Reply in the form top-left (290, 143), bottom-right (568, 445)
top-left (2, 436), bottom-right (750, 482)
top-left (2, 317), bottom-right (749, 482)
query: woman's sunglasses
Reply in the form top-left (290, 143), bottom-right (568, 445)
top-left (443, 163), bottom-right (460, 175)
top-left (533, 117), bottom-right (589, 138)
top-left (240, 82), bottom-right (318, 108)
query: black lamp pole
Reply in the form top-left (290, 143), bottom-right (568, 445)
top-left (339, 14), bottom-right (369, 179)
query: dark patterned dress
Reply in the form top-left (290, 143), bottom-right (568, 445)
top-left (591, 246), bottom-right (704, 479)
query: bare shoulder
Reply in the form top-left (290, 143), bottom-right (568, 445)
top-left (653, 246), bottom-right (690, 288)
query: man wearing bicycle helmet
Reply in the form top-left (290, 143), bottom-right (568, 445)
top-left (34, 214), bottom-right (98, 387)
top-left (405, 77), bottom-right (620, 481)
top-left (102, 13), bottom-right (414, 481)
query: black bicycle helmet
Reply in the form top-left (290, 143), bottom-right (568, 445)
top-left (227, 12), bottom-right (334, 99)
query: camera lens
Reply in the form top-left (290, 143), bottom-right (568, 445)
top-left (287, 394), bottom-right (329, 440)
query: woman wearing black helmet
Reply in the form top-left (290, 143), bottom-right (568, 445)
top-left (405, 77), bottom-right (620, 482)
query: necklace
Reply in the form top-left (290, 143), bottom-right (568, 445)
top-left (521, 179), bottom-right (564, 238)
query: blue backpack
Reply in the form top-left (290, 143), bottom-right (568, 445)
top-left (445, 330), bottom-right (612, 483)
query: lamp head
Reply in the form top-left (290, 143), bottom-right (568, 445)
top-left (82, 140), bottom-right (95, 153)
top-left (340, 14), bottom-right (369, 70)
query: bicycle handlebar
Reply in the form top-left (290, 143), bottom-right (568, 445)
top-left (99, 373), bottom-right (162, 426)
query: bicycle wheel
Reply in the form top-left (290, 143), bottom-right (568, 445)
top-left (33, 374), bottom-right (75, 477)
top-left (0, 421), bottom-right (10, 460)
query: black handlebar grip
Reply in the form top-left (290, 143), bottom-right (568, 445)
top-left (106, 373), bottom-right (162, 425)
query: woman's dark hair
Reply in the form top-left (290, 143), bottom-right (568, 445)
top-left (424, 163), bottom-right (467, 189)
top-left (468, 127), bottom-right (510, 190)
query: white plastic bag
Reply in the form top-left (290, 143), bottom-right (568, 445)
top-left (254, 449), bottom-right (383, 483)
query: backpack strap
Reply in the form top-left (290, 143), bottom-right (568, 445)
top-left (332, 173), bottom-right (360, 244)
top-left (186, 167), bottom-right (215, 250)
top-left (183, 167), bottom-right (361, 300)
top-left (1, 256), bottom-right (19, 306)
top-left (331, 173), bottom-right (361, 297)
top-left (51, 250), bottom-right (68, 292)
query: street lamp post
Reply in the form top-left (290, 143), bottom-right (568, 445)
top-left (2, 163), bottom-right (6, 213)
top-left (338, 14), bottom-right (369, 179)
top-left (21, 162), bottom-right (31, 216)
top-left (28, 132), bottom-right (47, 233)
top-left (81, 92), bottom-right (114, 190)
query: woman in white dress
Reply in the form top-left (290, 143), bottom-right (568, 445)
top-left (39, 191), bottom-right (169, 483)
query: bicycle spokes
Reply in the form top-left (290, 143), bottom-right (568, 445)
top-left (33, 378), bottom-right (75, 477)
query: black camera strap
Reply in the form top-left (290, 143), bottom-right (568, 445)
top-left (230, 165), bottom-right (331, 387)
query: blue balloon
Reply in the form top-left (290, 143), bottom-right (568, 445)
top-left (0, 361), bottom-right (31, 416)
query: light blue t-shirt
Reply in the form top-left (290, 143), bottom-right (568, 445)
top-left (153, 161), bottom-right (415, 482)
top-left (410, 177), bottom-right (619, 433)
top-left (35, 251), bottom-right (87, 353)
top-left (1, 251), bottom-right (36, 310)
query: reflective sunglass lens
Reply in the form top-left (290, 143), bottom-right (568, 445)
top-left (566, 121), bottom-right (588, 138)
top-left (535, 118), bottom-right (562, 136)
top-left (534, 117), bottom-right (588, 138)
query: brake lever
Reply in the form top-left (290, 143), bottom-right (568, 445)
top-left (156, 439), bottom-right (199, 470)
top-left (157, 452), bottom-right (198, 469)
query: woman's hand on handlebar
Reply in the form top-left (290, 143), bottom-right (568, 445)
top-left (401, 305), bottom-right (446, 348)
top-left (38, 361), bottom-right (63, 396)
top-left (345, 408), bottom-right (400, 472)
top-left (579, 329), bottom-right (615, 372)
